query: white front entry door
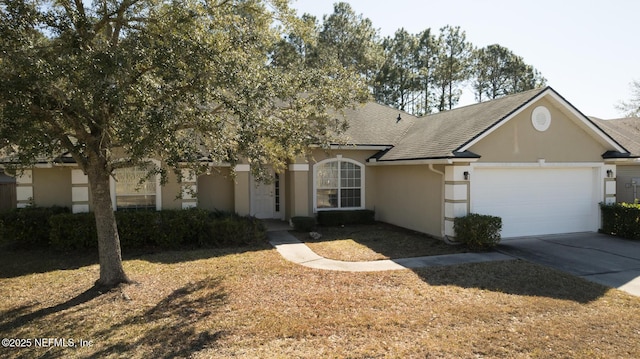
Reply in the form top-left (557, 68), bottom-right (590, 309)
top-left (251, 173), bottom-right (281, 219)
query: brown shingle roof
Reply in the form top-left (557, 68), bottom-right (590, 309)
top-left (592, 117), bottom-right (640, 156)
top-left (378, 88), bottom-right (546, 161)
top-left (336, 102), bottom-right (418, 146)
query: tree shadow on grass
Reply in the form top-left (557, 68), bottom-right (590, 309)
top-left (0, 286), bottom-right (104, 333)
top-left (139, 242), bottom-right (273, 265)
top-left (87, 277), bottom-right (227, 358)
top-left (0, 242), bottom-right (271, 279)
top-left (302, 223), bottom-right (611, 303)
top-left (0, 246), bottom-right (99, 279)
top-left (301, 223), bottom-right (468, 259)
top-left (412, 259), bottom-right (610, 304)
top-left (0, 277), bottom-right (226, 358)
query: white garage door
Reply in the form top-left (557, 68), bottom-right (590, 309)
top-left (471, 167), bottom-right (599, 238)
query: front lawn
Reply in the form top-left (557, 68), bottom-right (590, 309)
top-left (291, 223), bottom-right (469, 261)
top-left (1, 243), bottom-right (639, 358)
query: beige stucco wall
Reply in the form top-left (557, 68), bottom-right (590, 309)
top-left (197, 168), bottom-right (234, 212)
top-left (33, 167), bottom-right (72, 208)
top-left (373, 165), bottom-right (443, 237)
top-left (286, 169), bottom-right (310, 218)
top-left (234, 170), bottom-right (251, 216)
top-left (469, 98), bottom-right (609, 163)
top-left (160, 170), bottom-right (183, 210)
top-left (616, 164), bottom-right (640, 203)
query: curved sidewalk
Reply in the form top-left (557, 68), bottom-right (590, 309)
top-left (268, 230), bottom-right (514, 272)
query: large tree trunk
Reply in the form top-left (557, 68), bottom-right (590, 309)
top-left (86, 163), bottom-right (130, 288)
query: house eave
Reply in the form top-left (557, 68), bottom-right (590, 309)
top-left (367, 157), bottom-right (480, 166)
top-left (324, 144), bottom-right (394, 151)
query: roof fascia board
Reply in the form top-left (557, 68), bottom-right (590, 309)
top-left (605, 157), bottom-right (640, 164)
top-left (458, 88), bottom-right (550, 152)
top-left (367, 158), bottom-right (478, 166)
top-left (309, 144), bottom-right (393, 151)
top-left (329, 144), bottom-right (393, 151)
top-left (178, 161), bottom-right (232, 167)
top-left (472, 161), bottom-right (605, 168)
top-left (544, 91), bottom-right (628, 153)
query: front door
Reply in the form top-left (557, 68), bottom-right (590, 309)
top-left (251, 173), bottom-right (281, 219)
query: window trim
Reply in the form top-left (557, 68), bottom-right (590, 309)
top-left (313, 157), bottom-right (365, 212)
top-left (110, 159), bottom-right (162, 211)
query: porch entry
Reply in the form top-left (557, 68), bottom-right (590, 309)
top-left (250, 171), bottom-right (282, 219)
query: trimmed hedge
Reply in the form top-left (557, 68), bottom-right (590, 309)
top-left (50, 212), bottom-right (97, 250)
top-left (4, 207), bottom-right (266, 251)
top-left (317, 210), bottom-right (375, 226)
top-left (208, 215), bottom-right (266, 247)
top-left (0, 206), bottom-right (70, 248)
top-left (291, 216), bottom-right (316, 232)
top-left (600, 202), bottom-right (640, 240)
top-left (454, 213), bottom-right (502, 251)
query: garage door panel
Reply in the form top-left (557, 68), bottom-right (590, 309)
top-left (471, 168), bottom-right (598, 238)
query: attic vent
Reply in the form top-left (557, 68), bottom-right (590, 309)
top-left (531, 106), bottom-right (551, 132)
top-left (396, 114), bottom-right (402, 123)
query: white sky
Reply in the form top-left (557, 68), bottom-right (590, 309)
top-left (291, 0), bottom-right (640, 119)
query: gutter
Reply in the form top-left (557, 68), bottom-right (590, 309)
top-left (368, 158), bottom-right (479, 166)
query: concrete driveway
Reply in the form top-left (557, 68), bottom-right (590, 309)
top-left (498, 232), bottom-right (640, 297)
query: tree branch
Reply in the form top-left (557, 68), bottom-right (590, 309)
top-left (93, 0), bottom-right (144, 36)
top-left (35, 107), bottom-right (90, 170)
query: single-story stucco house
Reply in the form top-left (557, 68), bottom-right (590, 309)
top-left (2, 86), bottom-right (639, 239)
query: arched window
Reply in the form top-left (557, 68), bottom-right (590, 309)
top-left (314, 158), bottom-right (364, 210)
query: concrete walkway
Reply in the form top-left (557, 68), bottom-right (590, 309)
top-left (267, 230), bottom-right (514, 272)
top-left (267, 226), bottom-right (640, 297)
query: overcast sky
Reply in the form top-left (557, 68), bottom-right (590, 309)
top-left (291, 0), bottom-right (640, 119)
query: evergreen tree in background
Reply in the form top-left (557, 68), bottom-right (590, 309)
top-left (473, 44), bottom-right (546, 102)
top-left (433, 25), bottom-right (474, 112)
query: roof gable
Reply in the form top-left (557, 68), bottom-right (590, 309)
top-left (374, 87), bottom-right (628, 162)
top-left (457, 87), bottom-right (627, 155)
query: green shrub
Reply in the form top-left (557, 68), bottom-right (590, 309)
top-left (600, 202), bottom-right (640, 240)
top-left (115, 211), bottom-right (162, 249)
top-left (317, 210), bottom-right (375, 226)
top-left (206, 215), bottom-right (266, 247)
top-left (49, 212), bottom-right (97, 250)
top-left (454, 213), bottom-right (502, 251)
top-left (0, 206), bottom-right (70, 247)
top-left (3, 207), bottom-right (267, 251)
top-left (291, 216), bottom-right (316, 232)
top-left (158, 209), bottom-right (212, 248)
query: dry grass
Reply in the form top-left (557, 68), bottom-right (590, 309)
top-left (292, 223), bottom-right (469, 261)
top-left (1, 243), bottom-right (640, 358)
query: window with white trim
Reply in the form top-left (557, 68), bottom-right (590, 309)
top-left (114, 167), bottom-right (157, 210)
top-left (315, 159), bottom-right (363, 209)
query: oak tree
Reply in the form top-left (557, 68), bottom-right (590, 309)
top-left (0, 0), bottom-right (368, 288)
